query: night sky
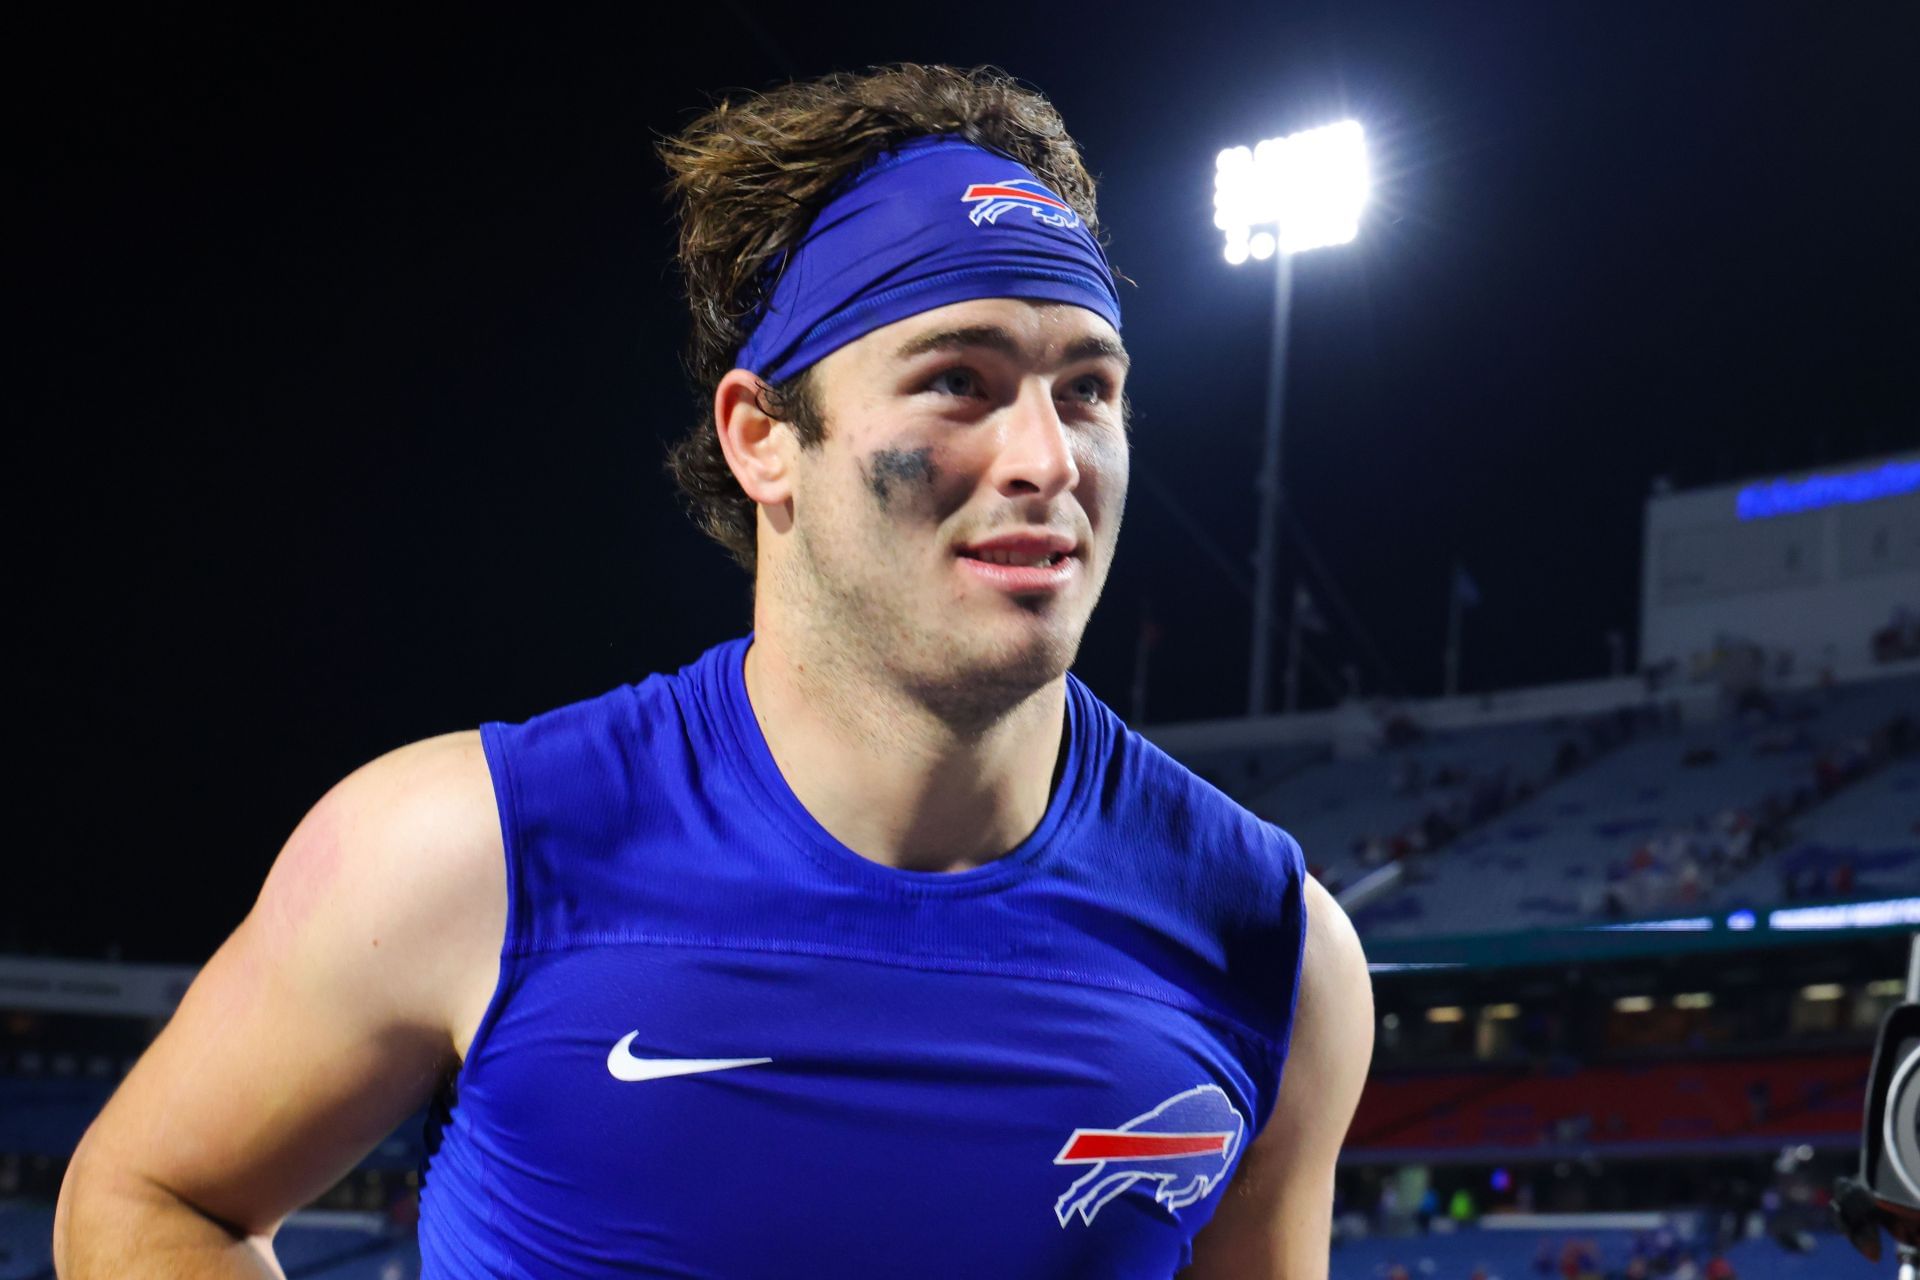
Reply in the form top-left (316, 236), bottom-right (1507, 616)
top-left (14, 4), bottom-right (1919, 961)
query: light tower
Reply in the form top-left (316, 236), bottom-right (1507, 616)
top-left (1214, 120), bottom-right (1369, 715)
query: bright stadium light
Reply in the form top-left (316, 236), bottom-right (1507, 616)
top-left (1212, 120), bottom-right (1369, 257)
top-left (1215, 119), bottom-right (1371, 716)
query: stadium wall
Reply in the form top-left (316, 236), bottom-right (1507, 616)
top-left (1641, 452), bottom-right (1919, 680)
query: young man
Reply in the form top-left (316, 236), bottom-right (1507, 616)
top-left (56, 65), bottom-right (1372, 1277)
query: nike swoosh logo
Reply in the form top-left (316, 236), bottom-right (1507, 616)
top-left (605, 1031), bottom-right (772, 1083)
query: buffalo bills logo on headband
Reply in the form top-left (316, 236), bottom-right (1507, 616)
top-left (962, 178), bottom-right (1081, 229)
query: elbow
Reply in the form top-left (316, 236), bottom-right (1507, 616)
top-left (53, 1125), bottom-right (274, 1276)
top-left (53, 1126), bottom-right (171, 1276)
top-left (52, 1125), bottom-right (102, 1275)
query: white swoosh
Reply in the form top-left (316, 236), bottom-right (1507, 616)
top-left (605, 1031), bottom-right (772, 1083)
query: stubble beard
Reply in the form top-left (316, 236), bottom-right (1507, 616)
top-left (781, 513), bottom-right (1087, 741)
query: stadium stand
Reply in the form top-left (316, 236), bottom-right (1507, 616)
top-left (1716, 758), bottom-right (1920, 906)
top-left (1284, 675), bottom-right (1920, 937)
top-left (1208, 706), bottom-right (1687, 902)
top-left (1347, 1053), bottom-right (1869, 1159)
top-left (0, 1077), bottom-right (107, 1160)
top-left (1179, 740), bottom-right (1330, 797)
top-left (0, 1203), bottom-right (420, 1279)
top-left (1327, 1223), bottom-right (1886, 1280)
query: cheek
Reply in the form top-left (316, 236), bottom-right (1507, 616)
top-left (1076, 430), bottom-right (1130, 524)
top-left (857, 441), bottom-right (970, 523)
top-left (861, 445), bottom-right (938, 512)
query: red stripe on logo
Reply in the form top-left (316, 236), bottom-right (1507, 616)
top-left (1054, 1130), bottom-right (1233, 1164)
top-left (961, 183), bottom-right (1069, 210)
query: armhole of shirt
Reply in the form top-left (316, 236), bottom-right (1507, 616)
top-left (454, 720), bottom-right (525, 1085)
top-left (1250, 823), bottom-right (1311, 1140)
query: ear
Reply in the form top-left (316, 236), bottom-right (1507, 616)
top-left (713, 368), bottom-right (795, 507)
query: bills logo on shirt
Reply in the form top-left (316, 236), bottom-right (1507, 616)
top-left (962, 178), bottom-right (1081, 229)
top-left (1052, 1084), bottom-right (1247, 1227)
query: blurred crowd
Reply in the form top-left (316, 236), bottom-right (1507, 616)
top-left (1344, 706), bottom-right (1669, 880)
top-left (1528, 1231), bottom-right (1740, 1280)
top-left (1871, 607), bottom-right (1919, 664)
top-left (1596, 699), bottom-right (1914, 919)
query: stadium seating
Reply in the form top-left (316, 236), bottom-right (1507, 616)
top-left (1328, 1224), bottom-right (1886, 1280)
top-left (3, 1198), bottom-right (1886, 1279)
top-left (1165, 667), bottom-right (1918, 937)
top-left (0, 1203), bottom-right (48, 1280)
top-left (0, 1077), bottom-right (109, 1158)
top-left (1348, 1053), bottom-right (1870, 1158)
top-left (1240, 719), bottom-right (1571, 891)
top-left (1340, 678), bottom-right (1918, 937)
top-left (0, 1203), bottom-right (421, 1279)
top-left (1714, 758), bottom-right (1920, 905)
top-left (1178, 740), bottom-right (1329, 796)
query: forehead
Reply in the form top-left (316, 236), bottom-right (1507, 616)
top-left (823, 297), bottom-right (1127, 378)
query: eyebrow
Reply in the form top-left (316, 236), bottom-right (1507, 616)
top-left (892, 324), bottom-right (1131, 370)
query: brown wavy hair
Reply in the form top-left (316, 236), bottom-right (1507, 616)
top-left (657, 63), bottom-right (1107, 570)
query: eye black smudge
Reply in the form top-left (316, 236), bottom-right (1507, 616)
top-left (863, 447), bottom-right (938, 509)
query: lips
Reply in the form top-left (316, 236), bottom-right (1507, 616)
top-left (954, 531), bottom-right (1082, 594)
top-left (955, 532), bottom-right (1078, 568)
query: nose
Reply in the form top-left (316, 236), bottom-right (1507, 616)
top-left (988, 380), bottom-right (1079, 502)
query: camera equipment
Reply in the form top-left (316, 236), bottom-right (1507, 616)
top-left (1835, 933), bottom-right (1920, 1276)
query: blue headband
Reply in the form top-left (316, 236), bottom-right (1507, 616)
top-left (734, 135), bottom-right (1122, 385)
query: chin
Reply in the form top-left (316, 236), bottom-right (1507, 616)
top-left (951, 615), bottom-right (1085, 697)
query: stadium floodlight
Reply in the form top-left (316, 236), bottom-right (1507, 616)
top-left (1216, 120), bottom-right (1370, 716)
top-left (1213, 120), bottom-right (1369, 261)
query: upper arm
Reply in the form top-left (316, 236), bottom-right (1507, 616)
top-left (60, 731), bottom-right (507, 1240)
top-left (1183, 874), bottom-right (1375, 1279)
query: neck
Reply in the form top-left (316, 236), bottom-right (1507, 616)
top-left (741, 628), bottom-right (1069, 874)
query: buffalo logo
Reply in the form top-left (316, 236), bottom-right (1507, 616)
top-left (961, 178), bottom-right (1081, 229)
top-left (1052, 1084), bottom-right (1246, 1227)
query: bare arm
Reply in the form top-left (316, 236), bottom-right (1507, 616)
top-left (1182, 874), bottom-right (1375, 1280)
top-left (53, 732), bottom-right (506, 1277)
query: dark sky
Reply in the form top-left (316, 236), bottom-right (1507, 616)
top-left (14, 4), bottom-right (1919, 961)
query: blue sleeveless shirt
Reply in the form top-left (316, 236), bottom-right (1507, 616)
top-left (419, 637), bottom-right (1308, 1278)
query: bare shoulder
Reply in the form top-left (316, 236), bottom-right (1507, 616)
top-left (252, 729), bottom-right (506, 1050)
top-left (57, 731), bottom-right (506, 1252)
top-left (1183, 874), bottom-right (1374, 1278)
